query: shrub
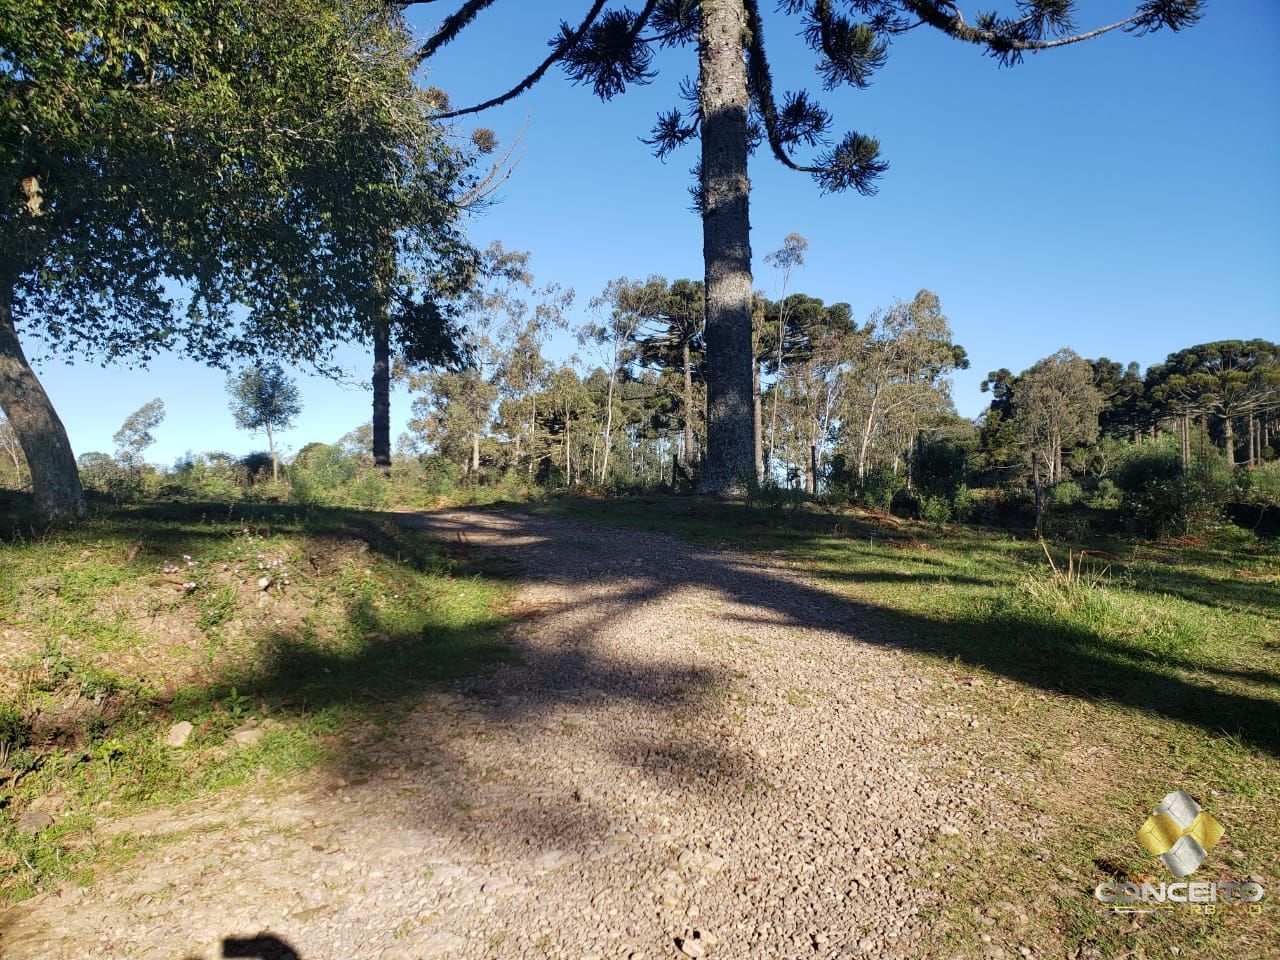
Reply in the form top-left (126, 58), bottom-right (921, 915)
top-left (78, 451), bottom-right (141, 502)
top-left (418, 454), bottom-right (460, 497)
top-left (860, 468), bottom-right (903, 513)
top-left (1050, 480), bottom-right (1084, 507)
top-left (919, 494), bottom-right (952, 526)
top-left (348, 472), bottom-right (390, 510)
top-left (1092, 478), bottom-right (1121, 508)
top-left (951, 484), bottom-right (976, 522)
top-left (1115, 437), bottom-right (1181, 494)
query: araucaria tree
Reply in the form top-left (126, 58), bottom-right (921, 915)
top-left (227, 365), bottom-right (303, 482)
top-left (412, 0), bottom-right (1204, 494)
top-left (1, 1), bottom-right (473, 518)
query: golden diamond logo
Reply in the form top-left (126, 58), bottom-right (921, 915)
top-left (1136, 790), bottom-right (1224, 878)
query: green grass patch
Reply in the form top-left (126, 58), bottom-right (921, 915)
top-left (0, 499), bottom-right (515, 902)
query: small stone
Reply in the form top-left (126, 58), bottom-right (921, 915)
top-left (164, 721), bottom-right (193, 747)
top-left (859, 938), bottom-right (876, 953)
top-left (677, 932), bottom-right (709, 958)
top-left (258, 575), bottom-right (272, 591)
top-left (939, 825), bottom-right (961, 837)
top-left (232, 725), bottom-right (262, 747)
top-left (17, 809), bottom-right (53, 834)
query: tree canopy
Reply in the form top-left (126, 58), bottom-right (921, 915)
top-left (1, 0), bottom-right (477, 516)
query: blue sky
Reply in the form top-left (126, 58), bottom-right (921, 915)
top-left (28, 1), bottom-right (1280, 465)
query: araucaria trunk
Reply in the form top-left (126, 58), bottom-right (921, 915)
top-left (682, 339), bottom-right (695, 464)
top-left (695, 0), bottom-right (755, 495)
top-left (0, 279), bottom-right (84, 518)
top-left (372, 315), bottom-right (392, 477)
top-left (752, 359), bottom-right (763, 480)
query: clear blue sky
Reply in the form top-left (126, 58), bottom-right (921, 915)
top-left (29, 1), bottom-right (1280, 465)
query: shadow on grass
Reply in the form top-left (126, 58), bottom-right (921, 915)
top-left (481, 498), bottom-right (1280, 758)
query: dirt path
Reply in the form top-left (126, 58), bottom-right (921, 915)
top-left (1, 509), bottom-right (997, 960)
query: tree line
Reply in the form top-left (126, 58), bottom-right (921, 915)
top-left (2, 1), bottom-right (1208, 519)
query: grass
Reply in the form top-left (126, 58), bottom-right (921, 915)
top-left (0, 499), bottom-right (516, 902)
top-left (521, 493), bottom-right (1279, 959)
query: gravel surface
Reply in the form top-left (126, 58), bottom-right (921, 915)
top-left (0, 509), bottom-right (1000, 960)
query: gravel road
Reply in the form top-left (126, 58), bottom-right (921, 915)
top-left (0, 508), bottom-right (998, 960)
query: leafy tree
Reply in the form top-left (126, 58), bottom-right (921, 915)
top-left (112, 399), bottom-right (166, 470)
top-left (0, 415), bottom-right (26, 486)
top-left (1010, 348), bottom-right (1102, 486)
top-left (579, 276), bottom-right (667, 482)
top-left (412, 0), bottom-right (1204, 494)
top-left (770, 296), bottom-right (854, 490)
top-left (1, 0), bottom-right (472, 518)
top-left (844, 290), bottom-right (967, 483)
top-left (227, 364), bottom-right (302, 482)
top-left (762, 233), bottom-right (809, 474)
top-left (407, 244), bottom-right (567, 476)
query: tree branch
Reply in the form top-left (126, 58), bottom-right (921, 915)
top-left (412, 0), bottom-right (502, 65)
top-left (432, 0), bottom-right (610, 119)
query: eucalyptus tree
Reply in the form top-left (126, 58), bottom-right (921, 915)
top-left (407, 243), bottom-right (561, 474)
top-left (773, 299), bottom-right (854, 492)
top-left (845, 290), bottom-right (966, 482)
top-left (1, 0), bottom-right (472, 517)
top-left (762, 233), bottom-right (808, 474)
top-left (112, 399), bottom-right (166, 471)
top-left (411, 0), bottom-right (1204, 494)
top-left (579, 276), bottom-right (667, 482)
top-left (1010, 348), bottom-right (1102, 485)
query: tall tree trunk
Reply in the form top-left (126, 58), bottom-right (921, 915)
top-left (471, 431), bottom-right (480, 474)
top-left (695, 0), bottom-right (754, 495)
top-left (1032, 450), bottom-right (1043, 536)
top-left (752, 358), bottom-right (763, 480)
top-left (856, 390), bottom-right (879, 483)
top-left (1224, 416), bottom-right (1235, 470)
top-left (266, 424), bottom-right (277, 482)
top-left (1247, 413), bottom-right (1256, 468)
top-left (0, 280), bottom-right (84, 518)
top-left (807, 443), bottom-right (817, 495)
top-left (600, 362), bottom-right (617, 483)
top-left (682, 339), bottom-right (695, 466)
top-left (372, 313), bottom-right (392, 477)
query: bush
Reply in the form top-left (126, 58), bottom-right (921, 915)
top-left (919, 494), bottom-right (952, 526)
top-left (1115, 437), bottom-right (1181, 494)
top-left (951, 484), bottom-right (976, 522)
top-left (169, 451), bottom-right (244, 500)
top-left (1249, 462), bottom-right (1280, 508)
top-left (1050, 480), bottom-right (1084, 508)
top-left (860, 468), bottom-right (903, 513)
top-left (78, 451), bottom-right (142, 502)
top-left (348, 472), bottom-right (390, 510)
top-left (914, 437), bottom-right (969, 497)
top-left (1092, 478), bottom-right (1121, 508)
top-left (418, 454), bottom-right (460, 497)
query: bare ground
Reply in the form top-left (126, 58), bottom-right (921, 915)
top-left (0, 509), bottom-right (1006, 960)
